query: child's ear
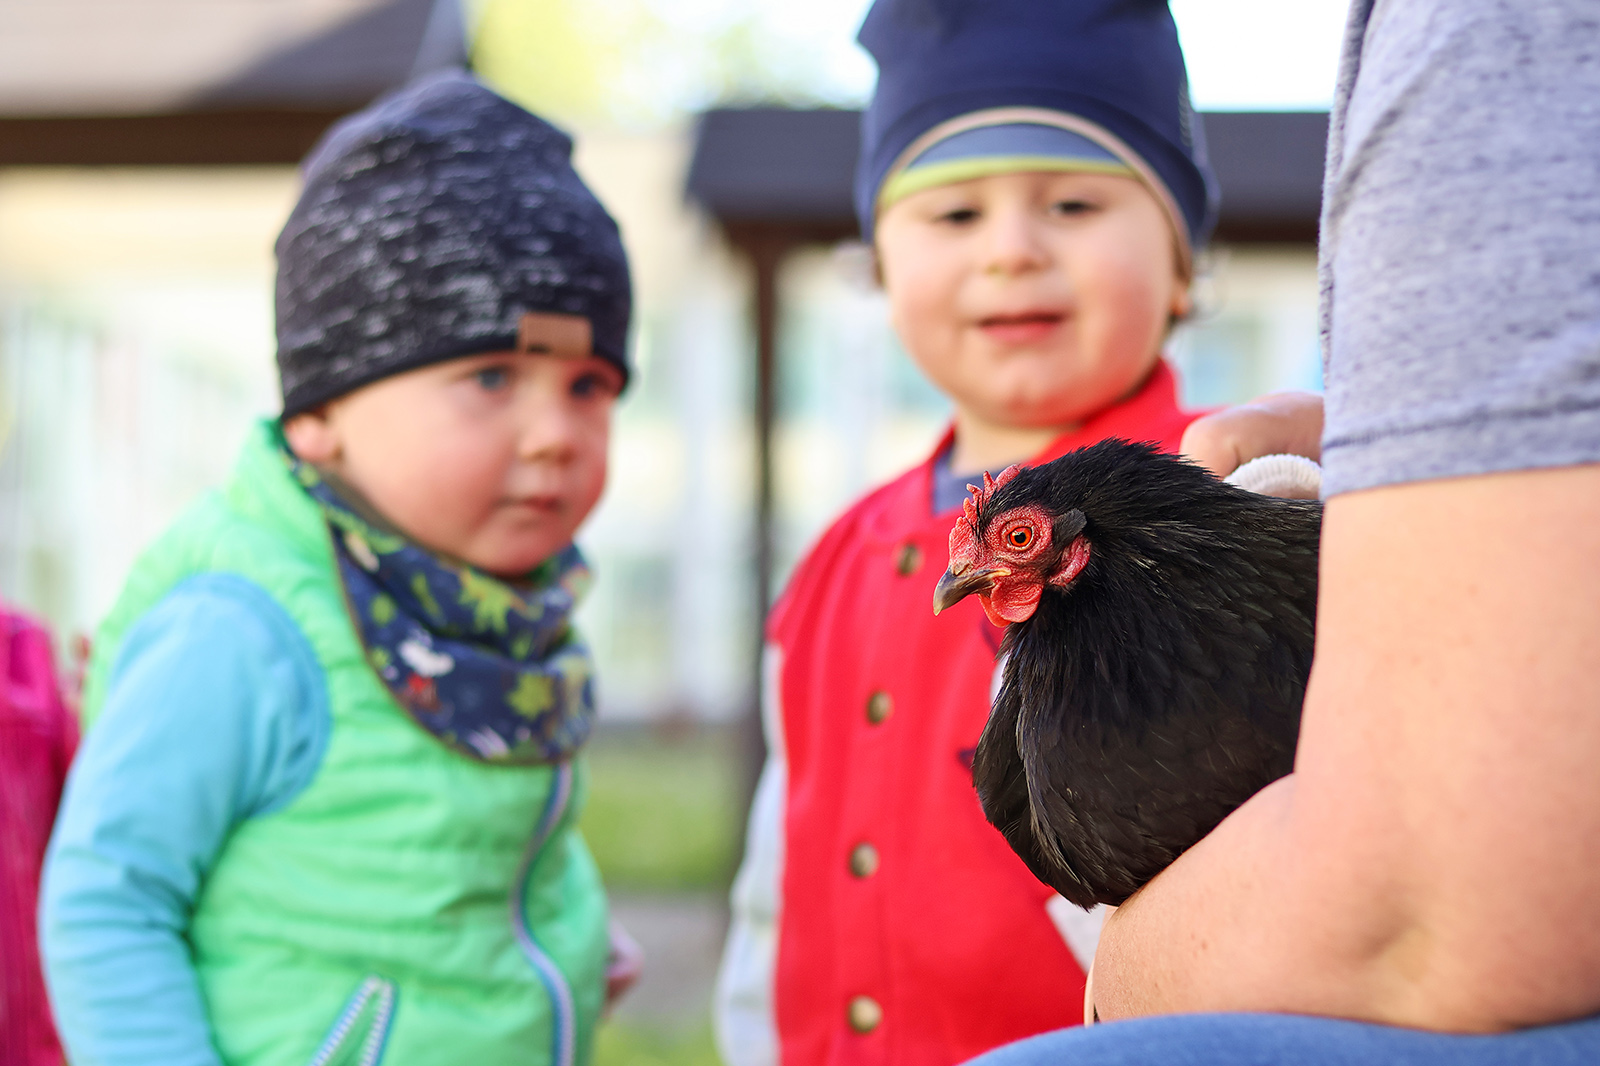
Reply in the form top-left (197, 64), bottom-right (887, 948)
top-left (282, 408), bottom-right (341, 464)
top-left (1166, 232), bottom-right (1197, 327)
top-left (1164, 278), bottom-right (1196, 339)
top-left (1170, 284), bottom-right (1193, 321)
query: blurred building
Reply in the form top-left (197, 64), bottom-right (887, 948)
top-left (0, 0), bottom-right (462, 672)
top-left (0, 3), bottom-right (1327, 724)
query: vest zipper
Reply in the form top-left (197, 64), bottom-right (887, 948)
top-left (510, 760), bottom-right (578, 1066)
top-left (306, 975), bottom-right (397, 1066)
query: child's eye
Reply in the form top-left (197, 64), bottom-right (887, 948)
top-left (570, 372), bottom-right (613, 399)
top-left (474, 366), bottom-right (511, 391)
top-left (936, 206), bottom-right (980, 226)
top-left (1051, 199), bottom-right (1096, 217)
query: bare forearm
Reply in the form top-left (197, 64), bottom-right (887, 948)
top-left (1092, 775), bottom-right (1403, 1024)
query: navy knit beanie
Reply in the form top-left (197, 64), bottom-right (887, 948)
top-left (276, 71), bottom-right (632, 417)
top-left (855, 0), bottom-right (1219, 257)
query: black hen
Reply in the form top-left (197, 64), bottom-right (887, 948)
top-left (932, 440), bottom-right (1320, 909)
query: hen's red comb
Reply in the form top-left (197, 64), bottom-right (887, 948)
top-left (963, 463), bottom-right (1023, 523)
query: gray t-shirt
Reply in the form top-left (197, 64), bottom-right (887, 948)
top-left (1319, 0), bottom-right (1600, 497)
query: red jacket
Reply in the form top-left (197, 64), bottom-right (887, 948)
top-left (770, 364), bottom-right (1195, 1066)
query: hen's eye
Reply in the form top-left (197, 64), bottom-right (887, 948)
top-left (1007, 526), bottom-right (1033, 549)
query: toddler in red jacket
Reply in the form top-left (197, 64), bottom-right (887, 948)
top-left (715, 2), bottom-right (1225, 1064)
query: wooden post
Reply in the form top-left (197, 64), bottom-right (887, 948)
top-left (725, 223), bottom-right (790, 855)
top-left (721, 220), bottom-right (856, 879)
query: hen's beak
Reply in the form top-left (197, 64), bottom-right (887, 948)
top-left (932, 565), bottom-right (1008, 615)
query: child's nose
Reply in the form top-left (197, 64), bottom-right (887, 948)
top-left (514, 400), bottom-right (581, 463)
top-left (981, 211), bottom-right (1051, 277)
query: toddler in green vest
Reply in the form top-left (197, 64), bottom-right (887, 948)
top-left (40, 73), bottom-right (638, 1066)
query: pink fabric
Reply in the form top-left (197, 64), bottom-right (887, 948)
top-left (0, 606), bottom-right (76, 1066)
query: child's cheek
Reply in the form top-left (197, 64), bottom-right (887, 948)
top-left (896, 292), bottom-right (959, 372)
top-left (412, 452), bottom-right (504, 555)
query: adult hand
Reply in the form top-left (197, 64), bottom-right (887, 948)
top-left (604, 919), bottom-right (644, 1014)
top-left (1180, 392), bottom-right (1324, 482)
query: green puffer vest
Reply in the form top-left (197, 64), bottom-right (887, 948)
top-left (83, 421), bottom-right (609, 1066)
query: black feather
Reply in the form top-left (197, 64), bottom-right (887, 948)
top-left (969, 440), bottom-right (1320, 908)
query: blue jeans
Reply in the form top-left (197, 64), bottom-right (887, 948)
top-left (963, 1012), bottom-right (1600, 1065)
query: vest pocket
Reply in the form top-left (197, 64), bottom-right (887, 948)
top-left (306, 975), bottom-right (398, 1066)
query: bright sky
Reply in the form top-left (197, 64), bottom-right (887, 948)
top-left (672, 0), bottom-right (1352, 112)
top-left (1171, 0), bottom-right (1349, 110)
top-left (473, 0), bottom-right (1354, 126)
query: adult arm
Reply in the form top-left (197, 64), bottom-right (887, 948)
top-left (1094, 0), bottom-right (1600, 1031)
top-left (1095, 468), bottom-right (1600, 1030)
top-left (40, 575), bottom-right (326, 1066)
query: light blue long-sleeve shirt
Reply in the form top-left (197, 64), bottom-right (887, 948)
top-left (40, 573), bottom-right (329, 1066)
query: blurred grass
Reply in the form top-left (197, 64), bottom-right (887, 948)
top-left (579, 725), bottom-right (744, 892)
top-left (594, 1020), bottom-right (720, 1066)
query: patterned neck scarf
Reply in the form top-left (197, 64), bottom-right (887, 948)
top-left (282, 445), bottom-right (595, 765)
